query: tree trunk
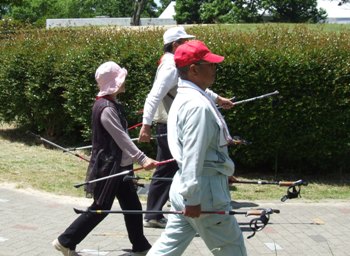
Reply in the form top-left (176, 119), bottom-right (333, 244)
top-left (131, 0), bottom-right (147, 26)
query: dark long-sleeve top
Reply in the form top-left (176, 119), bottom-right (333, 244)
top-left (101, 107), bottom-right (147, 167)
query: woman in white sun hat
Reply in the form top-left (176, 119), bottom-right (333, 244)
top-left (52, 61), bottom-right (158, 256)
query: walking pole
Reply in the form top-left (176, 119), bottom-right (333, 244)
top-left (74, 158), bottom-right (176, 188)
top-left (123, 175), bottom-right (173, 182)
top-left (218, 90), bottom-right (279, 110)
top-left (229, 179), bottom-right (308, 202)
top-left (230, 179), bottom-right (308, 187)
top-left (67, 133), bottom-right (168, 151)
top-left (127, 122), bottom-right (142, 130)
top-left (67, 145), bottom-right (93, 151)
top-left (124, 176), bottom-right (308, 187)
top-left (28, 132), bottom-right (90, 162)
top-left (130, 133), bottom-right (167, 141)
top-left (73, 207), bottom-right (280, 239)
top-left (232, 90), bottom-right (279, 106)
top-left (125, 175), bottom-right (308, 202)
top-left (73, 208), bottom-right (280, 216)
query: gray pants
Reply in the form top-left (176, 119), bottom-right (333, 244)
top-left (147, 172), bottom-right (247, 256)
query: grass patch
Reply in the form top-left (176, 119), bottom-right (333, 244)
top-left (0, 123), bottom-right (88, 197)
top-left (1, 124), bottom-right (349, 201)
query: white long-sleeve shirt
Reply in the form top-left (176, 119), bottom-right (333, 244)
top-left (167, 79), bottom-right (235, 206)
top-left (142, 52), bottom-right (218, 125)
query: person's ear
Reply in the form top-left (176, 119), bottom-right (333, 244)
top-left (172, 41), bottom-right (181, 51)
top-left (189, 63), bottom-right (200, 76)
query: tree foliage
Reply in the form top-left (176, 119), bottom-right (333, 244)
top-left (0, 0), bottom-right (158, 27)
top-left (9, 0), bottom-right (63, 26)
top-left (157, 0), bottom-right (172, 14)
top-left (174, 0), bottom-right (203, 24)
top-left (268, 0), bottom-right (327, 22)
top-left (174, 0), bottom-right (328, 24)
top-left (200, 0), bottom-right (233, 23)
top-left (228, 0), bottom-right (268, 23)
top-left (64, 0), bottom-right (132, 18)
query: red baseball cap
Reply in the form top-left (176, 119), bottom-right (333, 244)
top-left (174, 40), bottom-right (224, 68)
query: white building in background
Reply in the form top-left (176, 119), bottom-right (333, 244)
top-left (158, 1), bottom-right (176, 19)
top-left (46, 17), bottom-right (176, 29)
top-left (318, 0), bottom-right (350, 23)
top-left (46, 2), bottom-right (177, 29)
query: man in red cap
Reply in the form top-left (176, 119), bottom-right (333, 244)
top-left (146, 41), bottom-right (247, 255)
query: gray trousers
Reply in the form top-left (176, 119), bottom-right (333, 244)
top-left (147, 172), bottom-right (247, 256)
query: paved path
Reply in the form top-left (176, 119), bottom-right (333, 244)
top-left (0, 184), bottom-right (349, 256)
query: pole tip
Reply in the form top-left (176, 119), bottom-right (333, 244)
top-left (73, 208), bottom-right (84, 214)
top-left (73, 183), bottom-right (84, 188)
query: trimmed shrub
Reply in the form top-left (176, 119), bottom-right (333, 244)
top-left (0, 24), bottom-right (349, 175)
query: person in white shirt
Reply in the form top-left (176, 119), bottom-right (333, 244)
top-left (139, 26), bottom-right (234, 229)
top-left (146, 40), bottom-right (247, 256)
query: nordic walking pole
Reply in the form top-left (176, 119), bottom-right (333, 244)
top-left (229, 90), bottom-right (279, 106)
top-left (123, 175), bottom-right (173, 182)
top-left (73, 208), bottom-right (280, 216)
top-left (124, 176), bottom-right (308, 188)
top-left (74, 158), bottom-right (176, 188)
top-left (233, 90), bottom-right (279, 105)
top-left (28, 132), bottom-right (90, 162)
top-left (130, 133), bottom-right (167, 141)
top-left (128, 122), bottom-right (142, 130)
top-left (68, 145), bottom-right (93, 151)
top-left (126, 175), bottom-right (308, 202)
top-left (68, 133), bottom-right (168, 151)
top-left (73, 207), bottom-right (279, 239)
top-left (230, 179), bottom-right (308, 187)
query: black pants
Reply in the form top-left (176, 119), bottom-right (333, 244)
top-left (144, 123), bottom-right (178, 221)
top-left (58, 167), bottom-right (151, 252)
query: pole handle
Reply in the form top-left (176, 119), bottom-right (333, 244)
top-left (246, 208), bottom-right (280, 216)
top-left (278, 181), bottom-right (295, 186)
top-left (279, 180), bottom-right (308, 187)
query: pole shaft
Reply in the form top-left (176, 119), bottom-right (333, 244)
top-left (88, 170), bottom-right (131, 184)
top-left (31, 132), bottom-right (90, 162)
top-left (233, 90), bottom-right (279, 106)
top-left (231, 180), bottom-right (279, 185)
top-left (128, 122), bottom-right (142, 130)
top-left (75, 159), bottom-right (175, 188)
top-left (72, 133), bottom-right (168, 149)
top-left (127, 176), bottom-right (300, 186)
top-left (77, 209), bottom-right (256, 215)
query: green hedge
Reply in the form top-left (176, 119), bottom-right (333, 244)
top-left (0, 24), bottom-right (349, 175)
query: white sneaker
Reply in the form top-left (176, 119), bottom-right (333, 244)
top-left (143, 218), bottom-right (167, 228)
top-left (52, 238), bottom-right (80, 256)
